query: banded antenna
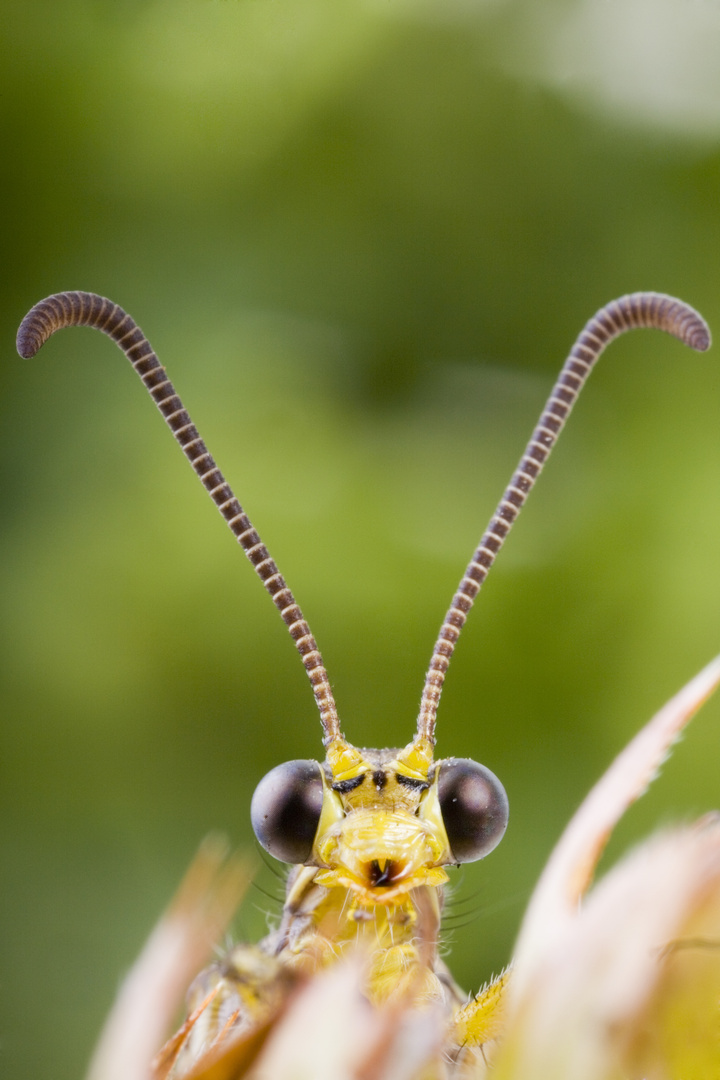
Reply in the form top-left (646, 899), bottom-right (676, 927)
top-left (415, 292), bottom-right (711, 745)
top-left (17, 291), bottom-right (711, 758)
top-left (16, 291), bottom-right (342, 746)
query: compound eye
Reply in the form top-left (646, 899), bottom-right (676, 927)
top-left (250, 759), bottom-right (324, 864)
top-left (437, 757), bottom-right (509, 864)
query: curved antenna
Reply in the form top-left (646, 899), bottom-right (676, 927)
top-left (416, 292), bottom-right (711, 745)
top-left (16, 290), bottom-right (342, 745)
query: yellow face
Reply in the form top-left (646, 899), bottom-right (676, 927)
top-left (251, 732), bottom-right (509, 911)
top-left (311, 745), bottom-right (451, 907)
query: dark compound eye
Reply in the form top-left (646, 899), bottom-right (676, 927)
top-left (437, 757), bottom-right (509, 864)
top-left (250, 759), bottom-right (324, 864)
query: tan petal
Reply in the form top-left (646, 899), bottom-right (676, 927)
top-left (495, 820), bottom-right (720, 1080)
top-left (630, 817), bottom-right (720, 1079)
top-left (238, 959), bottom-right (445, 1080)
top-left (511, 655), bottom-right (720, 1000)
top-left (86, 837), bottom-right (250, 1080)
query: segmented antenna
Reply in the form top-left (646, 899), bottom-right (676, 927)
top-left (416, 292), bottom-right (711, 744)
top-left (16, 291), bottom-right (342, 745)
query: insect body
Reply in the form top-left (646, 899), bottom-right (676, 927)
top-left (16, 291), bottom-right (711, 1077)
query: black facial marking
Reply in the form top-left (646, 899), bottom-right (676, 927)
top-left (369, 860), bottom-right (394, 887)
top-left (332, 775), bottom-right (365, 794)
top-left (395, 774), bottom-right (429, 791)
top-left (372, 769), bottom-right (387, 791)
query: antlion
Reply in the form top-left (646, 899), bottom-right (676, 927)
top-left (16, 291), bottom-right (716, 1079)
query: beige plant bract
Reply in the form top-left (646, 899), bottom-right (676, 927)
top-left (510, 654), bottom-right (720, 997)
top-left (494, 655), bottom-right (720, 1080)
top-left (85, 838), bottom-right (251, 1080)
top-left (85, 658), bottom-right (720, 1080)
top-left (496, 821), bottom-right (720, 1080)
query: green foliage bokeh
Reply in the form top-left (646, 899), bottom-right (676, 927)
top-left (1, 3), bottom-right (720, 1078)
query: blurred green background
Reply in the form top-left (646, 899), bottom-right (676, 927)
top-left (2, 1), bottom-right (720, 1077)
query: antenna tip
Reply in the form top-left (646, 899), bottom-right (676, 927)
top-left (690, 322), bottom-right (712, 353)
top-left (676, 302), bottom-right (711, 353)
top-left (16, 318), bottom-right (41, 359)
top-left (16, 301), bottom-right (53, 359)
top-left (686, 315), bottom-right (712, 354)
top-left (622, 294), bottom-right (711, 354)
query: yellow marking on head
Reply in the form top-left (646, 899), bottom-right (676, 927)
top-left (325, 737), bottom-right (366, 781)
top-left (396, 736), bottom-right (434, 778)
